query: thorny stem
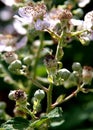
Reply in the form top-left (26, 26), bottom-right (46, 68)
top-left (47, 83), bottom-right (53, 113)
top-left (51, 83), bottom-right (85, 108)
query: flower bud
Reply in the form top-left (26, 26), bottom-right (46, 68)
top-left (23, 56), bottom-right (32, 66)
top-left (4, 51), bottom-right (18, 64)
top-left (8, 60), bottom-right (22, 71)
top-left (34, 89), bottom-right (45, 100)
top-left (8, 89), bottom-right (27, 104)
top-left (72, 62), bottom-right (82, 72)
top-left (8, 90), bottom-right (16, 100)
top-left (64, 72), bottom-right (78, 88)
top-left (73, 8), bottom-right (83, 18)
top-left (57, 68), bottom-right (70, 80)
top-left (82, 66), bottom-right (93, 84)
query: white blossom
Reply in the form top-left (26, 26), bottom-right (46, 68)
top-left (69, 19), bottom-right (84, 26)
top-left (34, 19), bottom-right (50, 31)
top-left (1, 0), bottom-right (16, 6)
top-left (84, 10), bottom-right (93, 31)
top-left (78, 0), bottom-right (90, 7)
top-left (15, 36), bottom-right (28, 50)
top-left (13, 20), bottom-right (27, 35)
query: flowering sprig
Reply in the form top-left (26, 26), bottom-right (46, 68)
top-left (1, 0), bottom-right (93, 130)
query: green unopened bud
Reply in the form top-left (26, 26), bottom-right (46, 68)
top-left (64, 72), bottom-right (78, 88)
top-left (72, 62), bottom-right (82, 72)
top-left (0, 102), bottom-right (6, 110)
top-left (8, 60), bottom-right (22, 71)
top-left (34, 89), bottom-right (45, 100)
top-left (8, 90), bottom-right (16, 100)
top-left (73, 8), bottom-right (83, 18)
top-left (4, 52), bottom-right (18, 64)
top-left (23, 56), bottom-right (32, 66)
top-left (57, 68), bottom-right (70, 80)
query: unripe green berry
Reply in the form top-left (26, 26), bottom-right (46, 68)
top-left (0, 102), bottom-right (6, 110)
top-left (64, 72), bottom-right (78, 88)
top-left (72, 62), bottom-right (82, 72)
top-left (34, 89), bottom-right (45, 100)
top-left (23, 56), bottom-right (32, 66)
top-left (57, 68), bottom-right (70, 80)
top-left (73, 8), bottom-right (83, 18)
top-left (8, 60), bottom-right (22, 71)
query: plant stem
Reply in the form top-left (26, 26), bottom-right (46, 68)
top-left (33, 32), bottom-right (44, 79)
top-left (51, 83), bottom-right (85, 108)
top-left (46, 29), bottom-right (60, 41)
top-left (71, 30), bottom-right (87, 37)
top-left (55, 31), bottom-right (64, 61)
top-left (20, 105), bottom-right (37, 120)
top-left (46, 83), bottom-right (53, 113)
top-left (27, 77), bottom-right (48, 92)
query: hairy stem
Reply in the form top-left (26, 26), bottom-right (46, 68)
top-left (51, 83), bottom-right (85, 108)
top-left (27, 77), bottom-right (48, 92)
top-left (47, 83), bottom-right (53, 113)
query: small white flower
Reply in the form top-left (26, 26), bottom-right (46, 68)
top-left (1, 0), bottom-right (16, 6)
top-left (0, 7), bottom-right (13, 21)
top-left (34, 19), bottom-right (50, 31)
top-left (14, 2), bottom-right (47, 25)
top-left (0, 34), bottom-right (16, 52)
top-left (84, 10), bottom-right (93, 31)
top-left (44, 13), bottom-right (61, 30)
top-left (15, 36), bottom-right (28, 50)
top-left (0, 44), bottom-right (12, 52)
top-left (69, 19), bottom-right (84, 26)
top-left (13, 20), bottom-right (27, 35)
top-left (78, 0), bottom-right (90, 7)
top-left (0, 34), bottom-right (27, 52)
top-left (14, 14), bottom-right (33, 25)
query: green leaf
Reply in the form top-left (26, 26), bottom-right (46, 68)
top-left (47, 107), bottom-right (64, 127)
top-left (1, 117), bottom-right (29, 130)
